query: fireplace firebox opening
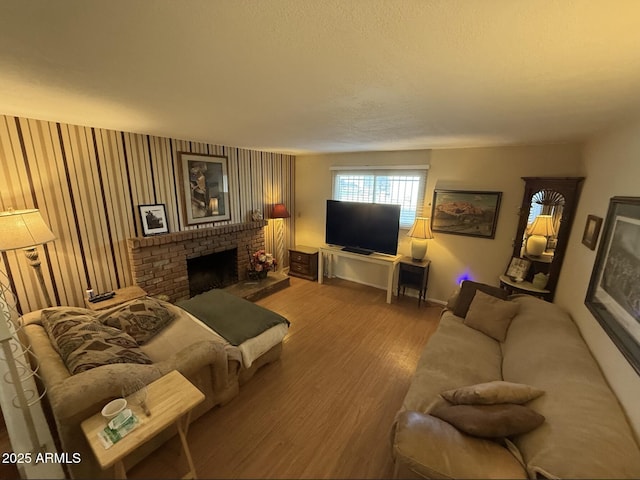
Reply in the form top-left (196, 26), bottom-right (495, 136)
top-left (187, 248), bottom-right (238, 297)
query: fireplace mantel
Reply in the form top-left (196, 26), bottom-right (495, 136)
top-left (128, 221), bottom-right (267, 302)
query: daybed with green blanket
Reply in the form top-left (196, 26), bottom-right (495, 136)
top-left (19, 290), bottom-right (289, 478)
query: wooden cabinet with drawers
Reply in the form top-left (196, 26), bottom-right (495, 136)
top-left (289, 246), bottom-right (319, 281)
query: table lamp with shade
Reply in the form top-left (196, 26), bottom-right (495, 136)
top-left (526, 214), bottom-right (556, 257)
top-left (407, 217), bottom-right (434, 261)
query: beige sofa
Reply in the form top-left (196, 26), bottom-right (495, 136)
top-left (20, 296), bottom-right (285, 479)
top-left (391, 286), bottom-right (640, 479)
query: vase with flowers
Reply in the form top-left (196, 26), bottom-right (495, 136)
top-left (247, 246), bottom-right (277, 280)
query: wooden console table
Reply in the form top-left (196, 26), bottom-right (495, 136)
top-left (81, 370), bottom-right (205, 479)
top-left (318, 245), bottom-right (400, 304)
top-left (84, 285), bottom-right (147, 311)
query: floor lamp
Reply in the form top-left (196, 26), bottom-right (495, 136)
top-left (0, 209), bottom-right (56, 308)
top-left (270, 204), bottom-right (290, 273)
top-left (0, 209), bottom-right (62, 478)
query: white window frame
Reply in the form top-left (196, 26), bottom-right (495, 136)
top-left (330, 165), bottom-right (429, 229)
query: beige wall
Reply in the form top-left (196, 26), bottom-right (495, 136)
top-left (555, 118), bottom-right (640, 440)
top-left (295, 143), bottom-right (582, 299)
top-left (426, 144), bottom-right (583, 301)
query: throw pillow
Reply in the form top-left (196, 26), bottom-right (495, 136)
top-left (441, 381), bottom-right (544, 405)
top-left (463, 290), bottom-right (519, 342)
top-left (98, 297), bottom-right (175, 344)
top-left (452, 280), bottom-right (509, 318)
top-left (41, 307), bottom-right (99, 359)
top-left (42, 308), bottom-right (152, 374)
top-left (431, 403), bottom-right (545, 438)
top-left (64, 323), bottom-right (152, 374)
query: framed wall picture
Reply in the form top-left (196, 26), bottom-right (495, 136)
top-left (139, 204), bottom-right (169, 236)
top-left (431, 190), bottom-right (502, 238)
top-left (505, 256), bottom-right (531, 280)
top-left (582, 214), bottom-right (603, 250)
top-left (178, 152), bottom-right (230, 225)
top-left (585, 196), bottom-right (640, 374)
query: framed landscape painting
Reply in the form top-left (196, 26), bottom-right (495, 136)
top-left (431, 190), bottom-right (502, 239)
top-left (585, 196), bottom-right (640, 374)
top-left (178, 152), bottom-right (230, 225)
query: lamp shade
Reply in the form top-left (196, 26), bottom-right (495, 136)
top-left (527, 215), bottom-right (556, 237)
top-left (270, 203), bottom-right (290, 219)
top-left (407, 217), bottom-right (434, 239)
top-left (0, 209), bottom-right (56, 251)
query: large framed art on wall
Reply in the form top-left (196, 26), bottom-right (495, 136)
top-left (585, 196), bottom-right (640, 374)
top-left (431, 189), bottom-right (502, 239)
top-left (178, 152), bottom-right (230, 225)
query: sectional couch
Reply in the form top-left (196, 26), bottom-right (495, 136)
top-left (391, 282), bottom-right (640, 479)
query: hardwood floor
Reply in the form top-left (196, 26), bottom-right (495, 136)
top-left (130, 277), bottom-right (441, 479)
top-left (0, 409), bottom-right (20, 479)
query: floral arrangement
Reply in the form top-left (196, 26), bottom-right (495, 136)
top-left (251, 249), bottom-right (277, 272)
top-left (247, 246), bottom-right (277, 279)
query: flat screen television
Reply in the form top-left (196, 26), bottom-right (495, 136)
top-left (325, 200), bottom-right (401, 255)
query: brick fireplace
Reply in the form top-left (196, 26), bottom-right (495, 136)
top-left (127, 221), bottom-right (267, 302)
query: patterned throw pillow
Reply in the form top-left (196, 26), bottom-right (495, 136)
top-left (98, 297), bottom-right (175, 344)
top-left (64, 323), bottom-right (152, 374)
top-left (41, 307), bottom-right (99, 359)
top-left (41, 307), bottom-right (152, 375)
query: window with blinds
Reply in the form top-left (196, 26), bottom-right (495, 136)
top-left (331, 166), bottom-right (428, 228)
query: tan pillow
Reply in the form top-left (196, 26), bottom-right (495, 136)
top-left (442, 381), bottom-right (544, 405)
top-left (464, 290), bottom-right (519, 341)
top-left (431, 403), bottom-right (545, 438)
top-left (452, 280), bottom-right (509, 318)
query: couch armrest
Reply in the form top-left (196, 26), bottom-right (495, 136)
top-left (392, 411), bottom-right (527, 479)
top-left (49, 363), bottom-right (163, 420)
top-left (155, 340), bottom-right (236, 392)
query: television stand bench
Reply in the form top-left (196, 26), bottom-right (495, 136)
top-left (318, 245), bottom-right (401, 304)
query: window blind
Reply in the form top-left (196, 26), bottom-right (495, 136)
top-left (331, 166), bottom-right (428, 228)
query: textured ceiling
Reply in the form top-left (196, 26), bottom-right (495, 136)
top-left (1, 1), bottom-right (639, 154)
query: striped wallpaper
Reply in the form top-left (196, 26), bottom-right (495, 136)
top-left (0, 115), bottom-right (295, 313)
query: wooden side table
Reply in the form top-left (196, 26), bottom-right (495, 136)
top-left (85, 285), bottom-right (147, 311)
top-left (81, 370), bottom-right (205, 479)
top-left (289, 246), bottom-right (319, 281)
top-left (397, 256), bottom-right (431, 306)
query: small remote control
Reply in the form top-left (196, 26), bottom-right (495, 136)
top-left (89, 291), bottom-right (115, 303)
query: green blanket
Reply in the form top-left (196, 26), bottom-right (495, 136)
top-left (176, 289), bottom-right (289, 346)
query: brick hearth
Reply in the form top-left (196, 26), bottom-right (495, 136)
top-left (127, 221), bottom-right (267, 302)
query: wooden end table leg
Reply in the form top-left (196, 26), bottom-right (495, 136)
top-left (176, 413), bottom-right (197, 479)
top-left (114, 460), bottom-right (127, 479)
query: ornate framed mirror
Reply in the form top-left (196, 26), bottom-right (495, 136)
top-left (511, 177), bottom-right (584, 300)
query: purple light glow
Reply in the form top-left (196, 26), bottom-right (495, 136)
top-left (456, 271), bottom-right (473, 285)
